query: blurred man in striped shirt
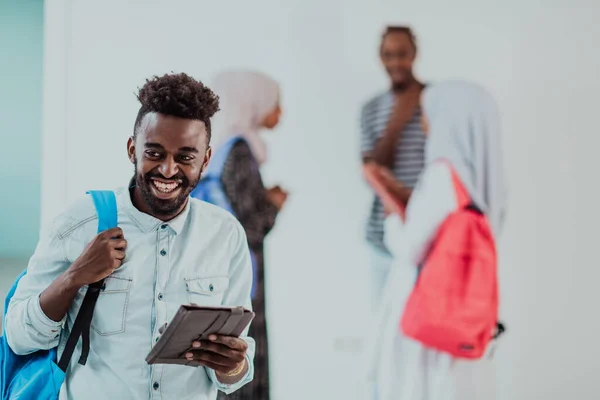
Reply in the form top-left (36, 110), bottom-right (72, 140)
top-left (360, 26), bottom-right (427, 310)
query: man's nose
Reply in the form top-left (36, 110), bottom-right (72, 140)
top-left (159, 157), bottom-right (178, 178)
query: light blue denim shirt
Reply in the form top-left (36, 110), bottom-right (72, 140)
top-left (5, 186), bottom-right (255, 400)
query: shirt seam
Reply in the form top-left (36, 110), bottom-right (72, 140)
top-left (57, 215), bottom-right (97, 239)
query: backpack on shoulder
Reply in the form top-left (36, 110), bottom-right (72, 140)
top-left (400, 162), bottom-right (505, 359)
top-left (1, 190), bottom-right (118, 399)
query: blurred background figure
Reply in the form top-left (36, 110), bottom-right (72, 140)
top-left (192, 70), bottom-right (288, 400)
top-left (360, 26), bottom-right (426, 311)
top-left (368, 81), bottom-right (506, 400)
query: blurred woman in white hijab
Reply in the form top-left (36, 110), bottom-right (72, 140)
top-left (366, 81), bottom-right (507, 400)
top-left (193, 69), bottom-right (287, 400)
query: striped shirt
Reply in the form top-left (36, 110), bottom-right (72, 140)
top-left (360, 90), bottom-right (427, 253)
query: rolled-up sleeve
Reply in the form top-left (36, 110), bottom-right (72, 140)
top-left (205, 222), bottom-right (255, 394)
top-left (5, 226), bottom-right (70, 355)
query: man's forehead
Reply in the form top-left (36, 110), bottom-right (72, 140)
top-left (137, 112), bottom-right (207, 146)
top-left (383, 32), bottom-right (411, 45)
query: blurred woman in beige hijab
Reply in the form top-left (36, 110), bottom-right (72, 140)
top-left (192, 69), bottom-right (287, 400)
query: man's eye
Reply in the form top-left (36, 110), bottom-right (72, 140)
top-left (180, 155), bottom-right (194, 162)
top-left (145, 151), bottom-right (161, 158)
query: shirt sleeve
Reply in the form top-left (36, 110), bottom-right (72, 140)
top-left (4, 224), bottom-right (70, 355)
top-left (360, 102), bottom-right (377, 158)
top-left (403, 163), bottom-right (458, 266)
top-left (205, 222), bottom-right (256, 394)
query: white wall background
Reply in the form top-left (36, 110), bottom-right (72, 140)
top-left (42, 0), bottom-right (600, 399)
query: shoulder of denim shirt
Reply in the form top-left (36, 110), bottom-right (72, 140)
top-left (187, 197), bottom-right (247, 244)
top-left (47, 187), bottom-right (127, 240)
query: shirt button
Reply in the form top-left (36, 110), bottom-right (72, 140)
top-left (153, 382), bottom-right (160, 390)
top-left (158, 293), bottom-right (163, 301)
top-left (160, 249), bottom-right (167, 256)
top-left (161, 224), bottom-right (167, 230)
top-left (209, 284), bottom-right (214, 292)
top-left (155, 337), bottom-right (160, 342)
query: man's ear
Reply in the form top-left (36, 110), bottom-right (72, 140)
top-left (127, 136), bottom-right (135, 164)
top-left (201, 147), bottom-right (212, 174)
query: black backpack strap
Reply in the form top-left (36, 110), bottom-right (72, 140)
top-left (465, 203), bottom-right (484, 215)
top-left (57, 190), bottom-right (117, 372)
top-left (492, 322), bottom-right (506, 340)
top-left (57, 279), bottom-right (105, 372)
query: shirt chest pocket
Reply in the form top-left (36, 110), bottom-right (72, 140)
top-left (91, 276), bottom-right (132, 336)
top-left (185, 276), bottom-right (229, 306)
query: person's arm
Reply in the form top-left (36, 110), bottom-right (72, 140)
top-left (403, 163), bottom-right (458, 266)
top-left (222, 141), bottom-right (279, 248)
top-left (369, 112), bottom-right (410, 168)
top-left (4, 226), bottom-right (71, 355)
top-left (364, 84), bottom-right (422, 168)
top-left (38, 228), bottom-right (125, 322)
top-left (376, 166), bottom-right (413, 206)
top-left (203, 223), bottom-right (255, 393)
top-left (6, 214), bottom-right (126, 355)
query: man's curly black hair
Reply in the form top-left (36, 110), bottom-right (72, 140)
top-left (133, 72), bottom-right (220, 143)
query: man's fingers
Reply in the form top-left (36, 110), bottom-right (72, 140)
top-left (111, 249), bottom-right (126, 261)
top-left (110, 238), bottom-right (127, 250)
top-left (111, 239), bottom-right (127, 251)
top-left (185, 350), bottom-right (236, 369)
top-left (192, 341), bottom-right (245, 362)
top-left (207, 335), bottom-right (248, 351)
top-left (102, 227), bottom-right (123, 239)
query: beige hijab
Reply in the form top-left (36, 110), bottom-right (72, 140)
top-left (209, 70), bottom-right (280, 165)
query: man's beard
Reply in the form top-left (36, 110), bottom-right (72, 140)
top-left (133, 161), bottom-right (200, 219)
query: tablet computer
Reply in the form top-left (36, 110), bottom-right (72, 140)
top-left (145, 305), bottom-right (254, 366)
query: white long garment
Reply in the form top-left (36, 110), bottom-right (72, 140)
top-left (367, 162), bottom-right (497, 400)
top-left (4, 185), bottom-right (255, 400)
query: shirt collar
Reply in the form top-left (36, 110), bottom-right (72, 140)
top-left (119, 182), bottom-right (191, 235)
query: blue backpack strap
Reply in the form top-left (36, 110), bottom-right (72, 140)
top-left (87, 191), bottom-right (118, 233)
top-left (57, 190), bottom-right (118, 372)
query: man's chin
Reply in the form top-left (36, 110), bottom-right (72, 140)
top-left (143, 191), bottom-right (189, 219)
top-left (392, 79), bottom-right (410, 90)
top-left (148, 202), bottom-right (184, 219)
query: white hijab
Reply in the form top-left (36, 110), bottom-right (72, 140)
top-left (422, 81), bottom-right (508, 236)
top-left (209, 70), bottom-right (280, 165)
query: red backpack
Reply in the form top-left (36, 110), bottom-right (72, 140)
top-left (400, 162), bottom-right (504, 359)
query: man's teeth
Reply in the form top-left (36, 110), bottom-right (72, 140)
top-left (153, 181), bottom-right (180, 193)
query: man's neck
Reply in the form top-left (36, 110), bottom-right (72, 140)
top-left (392, 78), bottom-right (421, 93)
